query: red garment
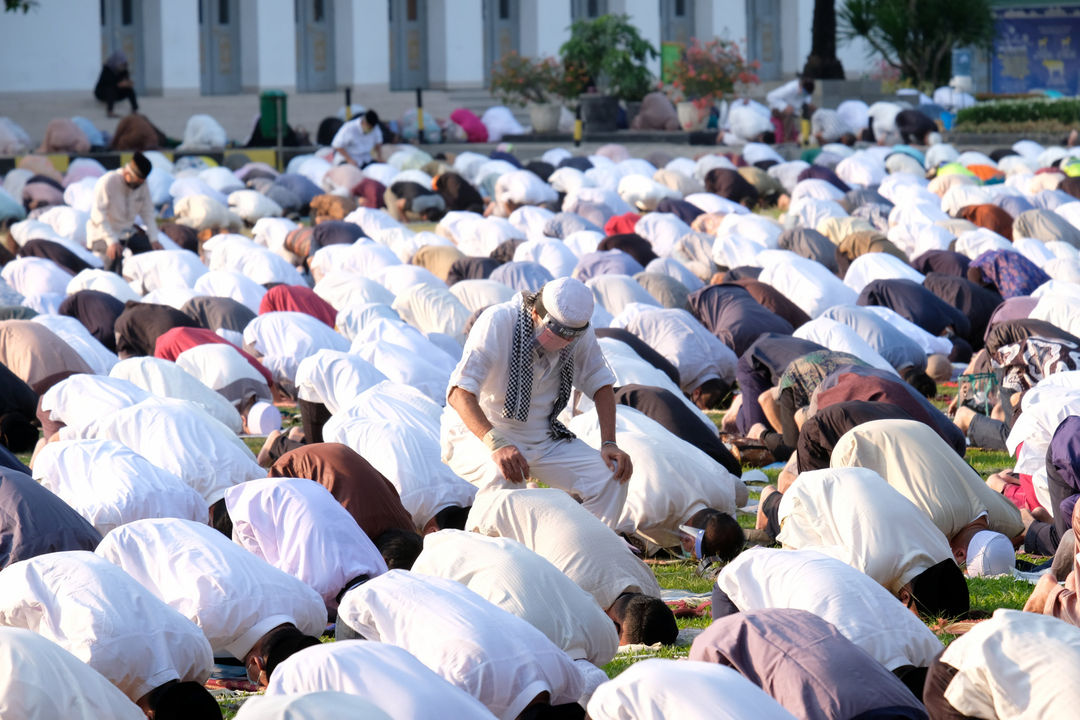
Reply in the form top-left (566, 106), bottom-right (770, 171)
top-left (152, 326), bottom-right (273, 387)
top-left (604, 211), bottom-right (642, 236)
top-left (351, 178), bottom-right (387, 208)
top-left (258, 285), bottom-right (337, 328)
top-left (1004, 473), bottom-right (1045, 512)
top-left (449, 108), bottom-right (489, 143)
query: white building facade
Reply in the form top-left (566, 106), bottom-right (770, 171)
top-left (0, 0), bottom-right (875, 97)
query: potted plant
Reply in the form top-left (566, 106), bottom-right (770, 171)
top-left (559, 14), bottom-right (658, 132)
top-left (666, 38), bottom-right (759, 130)
top-left (489, 52), bottom-right (564, 133)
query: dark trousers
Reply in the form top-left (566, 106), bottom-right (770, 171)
top-left (1025, 460), bottom-right (1079, 556)
top-left (967, 413), bottom-right (1009, 451)
top-left (298, 398), bottom-right (331, 444)
top-left (735, 354), bottom-right (772, 435)
top-left (98, 84), bottom-right (138, 113)
top-left (922, 655), bottom-right (979, 719)
top-left (97, 227), bottom-right (152, 274)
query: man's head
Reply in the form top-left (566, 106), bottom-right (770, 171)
top-left (147, 681), bottom-right (221, 720)
top-left (900, 558), bottom-right (970, 619)
top-left (800, 77), bottom-right (816, 95)
top-left (607, 592), bottom-right (678, 646)
top-left (122, 151), bottom-right (151, 189)
top-left (532, 278), bottom-right (593, 353)
top-left (681, 509), bottom-right (745, 563)
top-left (208, 498), bottom-right (233, 539)
top-left (362, 109), bottom-right (380, 132)
top-left (374, 528), bottom-right (423, 570)
top-left (690, 378), bottom-right (732, 410)
top-left (925, 354), bottom-right (953, 384)
top-left (964, 530), bottom-right (1015, 577)
top-left (900, 367), bottom-right (937, 399)
top-left (427, 505), bottom-right (471, 533)
top-left (246, 624), bottom-right (321, 688)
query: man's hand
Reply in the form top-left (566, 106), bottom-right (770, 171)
top-left (106, 243), bottom-right (123, 262)
top-left (601, 443), bottom-right (633, 484)
top-left (492, 445), bottom-right (530, 484)
top-left (1023, 572), bottom-right (1060, 614)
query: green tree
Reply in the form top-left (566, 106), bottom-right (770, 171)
top-left (559, 14), bottom-right (658, 100)
top-left (839, 0), bottom-right (995, 89)
top-left (803, 0), bottom-right (846, 79)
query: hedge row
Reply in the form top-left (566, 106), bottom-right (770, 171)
top-left (957, 98), bottom-right (1080, 126)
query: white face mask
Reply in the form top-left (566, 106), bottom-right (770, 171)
top-left (534, 324), bottom-right (572, 352)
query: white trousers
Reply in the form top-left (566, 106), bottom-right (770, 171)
top-left (444, 429), bottom-right (627, 530)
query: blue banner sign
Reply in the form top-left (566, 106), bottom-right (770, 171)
top-left (992, 5), bottom-right (1080, 94)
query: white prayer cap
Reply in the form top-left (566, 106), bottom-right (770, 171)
top-left (966, 530), bottom-right (1014, 577)
top-left (247, 401), bottom-right (282, 435)
top-left (541, 277), bottom-right (593, 329)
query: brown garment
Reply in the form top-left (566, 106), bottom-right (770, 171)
top-left (109, 113), bottom-right (167, 152)
top-left (956, 204), bottom-right (1014, 241)
top-left (737, 166), bottom-right (784, 202)
top-left (922, 656), bottom-right (973, 720)
top-left (310, 193), bottom-right (358, 223)
top-left (37, 118), bottom-right (90, 154)
top-left (283, 226), bottom-right (315, 260)
top-left (113, 301), bottom-right (201, 358)
top-left (159, 223), bottom-right (199, 253)
top-left (730, 278), bottom-right (810, 329)
top-left (630, 92), bottom-right (680, 131)
top-left (0, 320), bottom-right (92, 390)
top-left (268, 442), bottom-right (415, 540)
top-left (411, 244), bottom-right (465, 282)
top-left (835, 230), bottom-right (909, 277)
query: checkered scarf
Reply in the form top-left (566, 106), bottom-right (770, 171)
top-left (502, 291), bottom-right (576, 441)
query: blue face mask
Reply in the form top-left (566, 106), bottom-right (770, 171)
top-left (678, 524), bottom-right (705, 560)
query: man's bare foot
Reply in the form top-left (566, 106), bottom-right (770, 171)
top-left (756, 485), bottom-right (778, 531)
top-left (953, 406), bottom-right (975, 434)
top-left (987, 471), bottom-right (1019, 493)
top-left (1031, 506), bottom-right (1053, 524)
top-left (256, 429), bottom-right (282, 468)
top-left (1023, 572), bottom-right (1060, 613)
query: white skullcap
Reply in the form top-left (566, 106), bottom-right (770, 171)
top-left (247, 401), bottom-right (282, 435)
top-left (541, 277), bottom-right (593, 329)
top-left (966, 529), bottom-right (1014, 577)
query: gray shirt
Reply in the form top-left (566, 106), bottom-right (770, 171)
top-left (821, 304), bottom-right (927, 372)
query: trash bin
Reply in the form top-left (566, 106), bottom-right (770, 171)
top-left (259, 90), bottom-right (288, 140)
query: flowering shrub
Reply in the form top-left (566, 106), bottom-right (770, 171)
top-left (489, 53), bottom-right (589, 107)
top-left (665, 38), bottom-right (759, 108)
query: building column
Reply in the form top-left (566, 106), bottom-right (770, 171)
top-left (520, 0), bottom-right (572, 58)
top-left (239, 0), bottom-right (297, 92)
top-left (427, 0), bottom-right (484, 89)
top-left (334, 0), bottom-right (390, 87)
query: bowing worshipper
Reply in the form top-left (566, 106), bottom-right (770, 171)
top-left (86, 152), bottom-right (159, 271)
top-left (224, 477), bottom-right (387, 616)
top-left (0, 362), bottom-right (38, 453)
top-left (613, 384), bottom-right (742, 477)
top-left (336, 570), bottom-right (586, 719)
top-left (0, 318), bottom-right (93, 394)
top-left (267, 443), bottom-right (427, 569)
top-left (266, 641), bottom-right (498, 720)
top-left (258, 285), bottom-right (337, 329)
top-left (587, 658), bottom-right (798, 720)
top-left (819, 305), bottom-right (935, 382)
top-left (242, 310), bottom-right (350, 401)
top-left (0, 552), bottom-right (219, 719)
top-left (597, 233), bottom-right (658, 268)
top-left (96, 518), bottom-right (326, 689)
top-left (777, 227), bottom-right (840, 274)
top-left (594, 327), bottom-right (681, 386)
top-left (991, 333), bottom-right (1080, 397)
top-left (911, 249), bottom-right (971, 278)
top-left (691, 609), bottom-right (929, 720)
top-left (955, 203), bottom-right (1015, 240)
top-left (568, 405), bottom-right (746, 561)
top-left (32, 439), bottom-right (208, 535)
top-left (59, 396), bottom-right (263, 528)
top-left (704, 167), bottom-right (760, 208)
top-left (756, 350), bottom-right (872, 461)
top-left (1020, 417), bottom-right (1080, 557)
top-left (832, 419), bottom-right (1024, 577)
top-left (711, 548), bottom-right (944, 700)
top-left (173, 344), bottom-right (276, 429)
top-left (58, 288), bottom-right (125, 351)
top-left (834, 230), bottom-right (909, 277)
top-left (114, 300), bottom-right (202, 358)
top-left (687, 283), bottom-right (794, 358)
top-left (385, 180), bottom-right (447, 222)
top-left (967, 248), bottom-right (1050, 300)
top-left (894, 108), bottom-right (938, 145)
top-left (434, 172), bottom-right (486, 214)
top-left (413, 529), bottom-right (618, 673)
top-left (732, 333), bottom-right (827, 435)
top-left (234, 692), bottom-right (392, 720)
top-left (0, 466), bottom-right (103, 569)
top-left (180, 295), bottom-right (257, 342)
top-left (109, 355), bottom-right (244, 433)
top-left (444, 278), bottom-right (631, 529)
top-left (795, 400), bottom-right (914, 472)
top-left (467, 488), bottom-right (676, 647)
top-left (619, 306), bottom-right (736, 409)
top-left (771, 467), bottom-right (969, 618)
top-left (0, 627), bottom-right (147, 720)
top-left (922, 610), bottom-right (1080, 719)
top-left (811, 365), bottom-right (967, 455)
top-left (154, 326), bottom-right (272, 387)
top-left (37, 373), bottom-right (150, 440)
top-left (18, 238), bottom-right (92, 276)
top-left (857, 278), bottom-right (973, 358)
top-left (726, 277), bottom-right (811, 329)
top-left (921, 272), bottom-right (1002, 350)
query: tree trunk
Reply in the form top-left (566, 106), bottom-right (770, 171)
top-left (802, 0), bottom-right (845, 79)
